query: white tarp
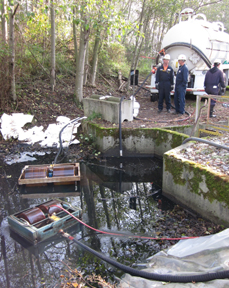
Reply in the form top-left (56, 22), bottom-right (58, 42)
top-left (119, 229), bottom-right (229, 287)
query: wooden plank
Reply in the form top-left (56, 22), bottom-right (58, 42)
top-left (20, 192), bottom-right (81, 199)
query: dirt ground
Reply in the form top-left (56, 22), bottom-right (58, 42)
top-left (0, 75), bottom-right (229, 156)
top-left (0, 76), bottom-right (227, 288)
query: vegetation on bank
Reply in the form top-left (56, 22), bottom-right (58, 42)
top-left (1, 0), bottom-right (228, 112)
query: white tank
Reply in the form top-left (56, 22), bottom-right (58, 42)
top-left (159, 8), bottom-right (229, 72)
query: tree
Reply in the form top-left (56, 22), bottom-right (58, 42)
top-left (50, 0), bottom-right (56, 91)
top-left (90, 31), bottom-right (101, 87)
top-left (9, 3), bottom-right (19, 101)
top-left (72, 6), bottom-right (78, 64)
top-left (74, 8), bottom-right (90, 103)
top-left (1, 0), bottom-right (8, 42)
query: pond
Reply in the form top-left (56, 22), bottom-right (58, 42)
top-left (0, 152), bottom-right (179, 287)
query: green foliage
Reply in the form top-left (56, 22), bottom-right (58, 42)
top-left (137, 58), bottom-right (152, 77)
top-left (98, 42), bottom-right (129, 76)
top-left (87, 111), bottom-right (102, 121)
top-left (79, 133), bottom-right (101, 157)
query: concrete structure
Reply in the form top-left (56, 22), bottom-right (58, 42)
top-left (163, 142), bottom-right (229, 226)
top-left (82, 121), bottom-right (229, 226)
top-left (82, 122), bottom-right (189, 157)
top-left (83, 95), bottom-right (133, 124)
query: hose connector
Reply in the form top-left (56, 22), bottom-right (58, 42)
top-left (59, 229), bottom-right (74, 240)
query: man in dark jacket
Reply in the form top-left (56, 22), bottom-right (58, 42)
top-left (204, 59), bottom-right (226, 117)
top-left (174, 54), bottom-right (189, 115)
top-left (155, 54), bottom-right (174, 113)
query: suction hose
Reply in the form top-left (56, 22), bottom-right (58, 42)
top-left (133, 70), bottom-right (153, 97)
top-left (183, 137), bottom-right (229, 151)
top-left (53, 116), bottom-right (86, 164)
top-left (60, 230), bottom-right (229, 283)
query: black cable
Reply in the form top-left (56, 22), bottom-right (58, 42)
top-left (65, 234), bottom-right (229, 283)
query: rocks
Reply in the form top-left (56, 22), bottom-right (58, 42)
top-left (178, 134), bottom-right (229, 175)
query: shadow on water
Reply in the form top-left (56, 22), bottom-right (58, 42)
top-left (0, 154), bottom-right (175, 288)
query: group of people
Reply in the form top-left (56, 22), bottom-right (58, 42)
top-left (155, 53), bottom-right (226, 117)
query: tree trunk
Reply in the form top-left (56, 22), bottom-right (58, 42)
top-left (83, 41), bottom-right (89, 86)
top-left (74, 22), bottom-right (90, 103)
top-left (72, 7), bottom-right (78, 64)
top-left (127, 0), bottom-right (146, 91)
top-left (135, 13), bottom-right (150, 67)
top-left (50, 0), bottom-right (56, 92)
top-left (1, 0), bottom-right (8, 42)
top-left (9, 6), bottom-right (17, 101)
top-left (90, 34), bottom-right (100, 86)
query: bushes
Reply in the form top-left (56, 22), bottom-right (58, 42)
top-left (97, 42), bottom-right (130, 77)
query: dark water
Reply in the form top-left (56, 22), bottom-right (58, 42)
top-left (0, 153), bottom-right (175, 288)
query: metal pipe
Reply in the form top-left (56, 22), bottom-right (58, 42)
top-left (119, 96), bottom-right (126, 157)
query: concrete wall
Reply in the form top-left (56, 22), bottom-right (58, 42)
top-left (163, 143), bottom-right (229, 226)
top-left (82, 122), bottom-right (189, 157)
top-left (82, 121), bottom-right (229, 225)
top-left (83, 95), bottom-right (133, 124)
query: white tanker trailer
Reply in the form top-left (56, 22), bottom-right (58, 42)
top-left (149, 8), bottom-right (229, 97)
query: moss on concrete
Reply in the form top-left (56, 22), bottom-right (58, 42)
top-left (84, 122), bottom-right (188, 146)
top-left (165, 153), bottom-right (229, 208)
top-left (188, 163), bottom-right (229, 207)
top-left (83, 122), bottom-right (119, 138)
top-left (164, 154), bottom-right (186, 186)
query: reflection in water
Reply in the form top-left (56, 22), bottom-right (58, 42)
top-left (0, 155), bottom-right (175, 287)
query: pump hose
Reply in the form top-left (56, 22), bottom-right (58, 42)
top-left (183, 137), bottom-right (229, 151)
top-left (60, 230), bottom-right (229, 283)
top-left (133, 70), bottom-right (153, 97)
top-left (53, 116), bottom-right (86, 164)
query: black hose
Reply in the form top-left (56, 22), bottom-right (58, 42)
top-left (67, 235), bottom-right (229, 283)
top-left (133, 71), bottom-right (153, 97)
top-left (171, 104), bottom-right (190, 117)
top-left (119, 96), bottom-right (126, 157)
top-left (53, 116), bottom-right (86, 164)
top-left (182, 137), bottom-right (229, 151)
top-left (156, 42), bottom-right (212, 68)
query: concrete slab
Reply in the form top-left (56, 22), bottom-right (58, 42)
top-left (83, 95), bottom-right (133, 124)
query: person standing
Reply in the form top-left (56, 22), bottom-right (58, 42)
top-left (155, 54), bottom-right (174, 113)
top-left (204, 59), bottom-right (226, 117)
top-left (174, 54), bottom-right (189, 115)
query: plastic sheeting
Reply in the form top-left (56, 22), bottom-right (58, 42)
top-left (0, 113), bottom-right (80, 147)
top-left (119, 229), bottom-right (229, 287)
